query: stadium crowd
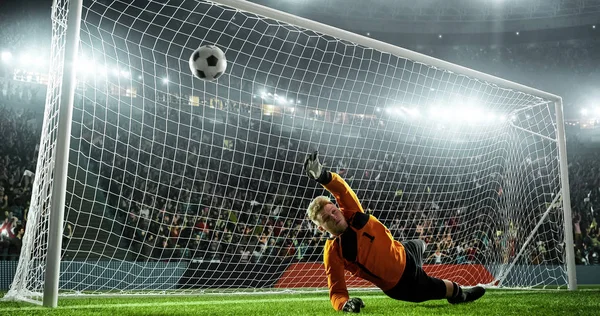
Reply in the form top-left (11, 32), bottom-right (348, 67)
top-left (0, 34), bottom-right (599, 268)
top-left (0, 101), bottom-right (39, 260)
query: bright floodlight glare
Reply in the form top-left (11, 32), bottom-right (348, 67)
top-left (75, 59), bottom-right (93, 75)
top-left (37, 59), bottom-right (47, 68)
top-left (19, 54), bottom-right (31, 65)
top-left (428, 107), bottom-right (439, 117)
top-left (1, 51), bottom-right (12, 63)
top-left (97, 66), bottom-right (108, 76)
top-left (581, 108), bottom-right (588, 115)
top-left (162, 77), bottom-right (169, 84)
top-left (402, 107), bottom-right (420, 117)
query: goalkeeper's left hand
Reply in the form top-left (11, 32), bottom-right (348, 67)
top-left (342, 298), bottom-right (365, 313)
top-left (304, 151), bottom-right (323, 180)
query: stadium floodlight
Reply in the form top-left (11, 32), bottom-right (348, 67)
top-left (581, 108), bottom-right (588, 116)
top-left (401, 107), bottom-right (420, 118)
top-left (485, 113), bottom-right (496, 122)
top-left (162, 77), bottom-right (169, 84)
top-left (1, 51), bottom-right (11, 63)
top-left (6, 0), bottom-right (576, 309)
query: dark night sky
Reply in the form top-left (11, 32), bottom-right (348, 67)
top-left (0, 0), bottom-right (53, 49)
top-left (0, 0), bottom-right (52, 18)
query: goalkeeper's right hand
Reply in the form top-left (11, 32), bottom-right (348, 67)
top-left (342, 298), bottom-right (365, 313)
top-left (303, 151), bottom-right (323, 180)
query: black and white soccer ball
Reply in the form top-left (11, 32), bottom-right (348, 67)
top-left (188, 45), bottom-right (227, 81)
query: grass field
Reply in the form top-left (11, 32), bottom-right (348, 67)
top-left (1, 287), bottom-right (599, 315)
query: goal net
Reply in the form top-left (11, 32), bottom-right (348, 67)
top-left (7, 0), bottom-right (573, 302)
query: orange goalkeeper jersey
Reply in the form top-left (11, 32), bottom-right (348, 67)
top-left (321, 172), bottom-right (407, 311)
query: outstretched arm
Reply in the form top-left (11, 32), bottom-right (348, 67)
top-left (322, 172), bottom-right (364, 215)
top-left (325, 242), bottom-right (366, 313)
top-left (304, 151), bottom-right (364, 216)
top-left (324, 241), bottom-right (349, 311)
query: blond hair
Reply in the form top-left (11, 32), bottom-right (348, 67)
top-left (307, 196), bottom-right (332, 223)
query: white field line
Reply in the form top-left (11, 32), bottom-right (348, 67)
top-left (0, 295), bottom-right (388, 312)
top-left (0, 289), bottom-right (596, 312)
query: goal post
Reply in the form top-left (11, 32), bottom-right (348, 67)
top-left (6, 0), bottom-right (576, 305)
top-left (43, 0), bottom-right (84, 308)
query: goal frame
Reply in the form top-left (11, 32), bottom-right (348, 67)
top-left (34, 0), bottom-right (577, 308)
top-left (42, 0), bottom-right (84, 308)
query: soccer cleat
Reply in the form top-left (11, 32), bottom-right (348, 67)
top-left (447, 286), bottom-right (486, 304)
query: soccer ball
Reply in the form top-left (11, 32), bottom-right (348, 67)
top-left (189, 45), bottom-right (227, 81)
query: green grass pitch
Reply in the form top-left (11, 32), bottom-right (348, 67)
top-left (1, 287), bottom-right (599, 315)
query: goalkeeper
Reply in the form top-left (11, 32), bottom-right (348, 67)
top-left (304, 152), bottom-right (485, 313)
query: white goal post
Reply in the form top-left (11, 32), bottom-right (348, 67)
top-left (6, 0), bottom-right (576, 308)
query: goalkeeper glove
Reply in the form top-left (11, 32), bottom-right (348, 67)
top-left (342, 298), bottom-right (365, 313)
top-left (303, 151), bottom-right (331, 183)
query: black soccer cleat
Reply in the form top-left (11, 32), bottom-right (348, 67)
top-left (447, 286), bottom-right (486, 304)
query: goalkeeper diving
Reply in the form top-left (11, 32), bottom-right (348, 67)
top-left (304, 151), bottom-right (485, 313)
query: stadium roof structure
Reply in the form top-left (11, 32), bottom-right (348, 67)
top-left (252, 0), bottom-right (600, 34)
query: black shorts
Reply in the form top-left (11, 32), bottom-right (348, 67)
top-left (383, 239), bottom-right (446, 303)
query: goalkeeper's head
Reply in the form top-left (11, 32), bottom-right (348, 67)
top-left (307, 196), bottom-right (348, 236)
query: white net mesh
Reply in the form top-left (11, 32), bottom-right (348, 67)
top-left (7, 0), bottom-right (568, 301)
